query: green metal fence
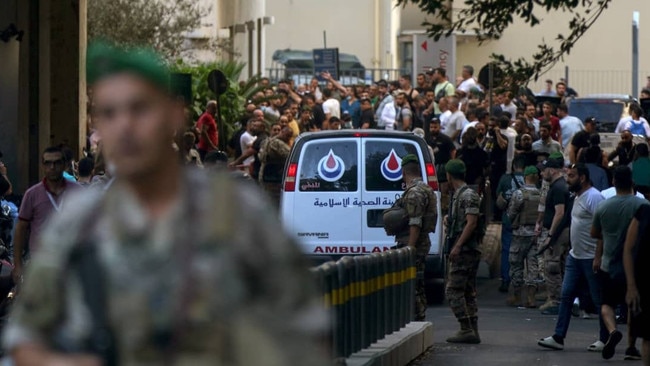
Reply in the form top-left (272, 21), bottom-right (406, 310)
top-left (311, 247), bottom-right (416, 359)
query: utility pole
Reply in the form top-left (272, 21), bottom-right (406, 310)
top-left (632, 11), bottom-right (640, 97)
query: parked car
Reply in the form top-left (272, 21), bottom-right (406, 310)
top-left (568, 94), bottom-right (637, 133)
top-left (280, 130), bottom-right (445, 301)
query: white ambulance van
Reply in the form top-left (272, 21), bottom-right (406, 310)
top-left (280, 130), bottom-right (445, 301)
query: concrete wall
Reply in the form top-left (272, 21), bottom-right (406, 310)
top-left (0, 0), bottom-right (21, 190)
top-left (0, 0), bottom-right (86, 192)
top-left (455, 1), bottom-right (650, 95)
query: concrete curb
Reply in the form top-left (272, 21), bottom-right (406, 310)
top-left (345, 322), bottom-right (434, 366)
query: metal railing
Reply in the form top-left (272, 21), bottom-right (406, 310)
top-left (266, 67), bottom-right (408, 85)
top-left (527, 68), bottom-right (650, 97)
top-left (311, 247), bottom-right (416, 360)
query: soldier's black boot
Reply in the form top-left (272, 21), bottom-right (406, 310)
top-left (446, 317), bottom-right (480, 344)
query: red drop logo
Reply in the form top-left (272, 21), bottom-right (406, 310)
top-left (326, 153), bottom-right (336, 169)
top-left (387, 151), bottom-right (400, 170)
top-left (380, 148), bottom-right (403, 182)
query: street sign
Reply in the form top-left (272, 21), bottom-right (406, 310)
top-left (207, 69), bottom-right (228, 95)
top-left (313, 48), bottom-right (340, 81)
top-left (413, 34), bottom-right (456, 82)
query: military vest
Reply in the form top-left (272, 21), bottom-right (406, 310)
top-left (512, 187), bottom-right (541, 229)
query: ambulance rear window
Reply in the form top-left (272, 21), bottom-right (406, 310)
top-left (298, 140), bottom-right (358, 192)
top-left (365, 140), bottom-right (422, 192)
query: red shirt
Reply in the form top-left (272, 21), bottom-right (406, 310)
top-left (548, 116), bottom-right (561, 142)
top-left (197, 112), bottom-right (218, 151)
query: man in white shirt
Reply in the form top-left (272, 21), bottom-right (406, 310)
top-left (614, 103), bottom-right (650, 137)
top-left (557, 104), bottom-right (584, 149)
top-left (239, 119), bottom-right (257, 167)
top-left (374, 80), bottom-right (393, 128)
top-left (500, 91), bottom-right (518, 121)
top-left (457, 65), bottom-right (478, 94)
top-left (443, 96), bottom-right (467, 148)
top-left (322, 88), bottom-right (341, 122)
top-left (438, 97), bottom-right (452, 132)
top-left (501, 118), bottom-right (518, 173)
top-left (525, 103), bottom-right (541, 137)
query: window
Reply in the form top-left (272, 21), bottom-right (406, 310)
top-left (299, 140), bottom-right (358, 192)
top-left (365, 140), bottom-right (421, 192)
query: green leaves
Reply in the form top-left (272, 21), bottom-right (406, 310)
top-left (396, 0), bottom-right (611, 88)
top-left (170, 61), bottom-right (268, 141)
top-left (88, 0), bottom-right (207, 60)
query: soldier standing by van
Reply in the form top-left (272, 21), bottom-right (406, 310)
top-left (444, 159), bottom-right (482, 344)
top-left (506, 166), bottom-right (542, 307)
top-left (385, 154), bottom-right (437, 321)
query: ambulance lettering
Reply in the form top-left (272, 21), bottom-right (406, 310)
top-left (313, 246), bottom-right (392, 254)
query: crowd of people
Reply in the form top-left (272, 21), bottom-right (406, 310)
top-left (2, 45), bottom-right (650, 364)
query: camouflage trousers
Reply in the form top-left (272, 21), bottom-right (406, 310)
top-left (262, 182), bottom-right (282, 208)
top-left (396, 239), bottom-right (430, 321)
top-left (445, 248), bottom-right (481, 320)
top-left (508, 235), bottom-right (539, 289)
top-left (415, 254), bottom-right (427, 321)
top-left (540, 228), bottom-right (570, 304)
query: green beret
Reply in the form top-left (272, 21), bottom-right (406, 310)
top-left (445, 159), bottom-right (466, 175)
top-left (524, 166), bottom-right (539, 176)
top-left (401, 154), bottom-right (419, 167)
top-left (549, 151), bottom-right (564, 160)
top-left (87, 41), bottom-right (170, 91)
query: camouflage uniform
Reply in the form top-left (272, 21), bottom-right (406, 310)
top-left (395, 178), bottom-right (436, 321)
top-left (445, 184), bottom-right (481, 322)
top-left (3, 170), bottom-right (329, 366)
top-left (259, 136), bottom-right (291, 207)
top-left (506, 184), bottom-right (540, 290)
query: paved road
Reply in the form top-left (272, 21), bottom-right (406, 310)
top-left (413, 272), bottom-right (634, 366)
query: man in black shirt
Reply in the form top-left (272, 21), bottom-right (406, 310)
top-left (485, 116), bottom-right (510, 220)
top-left (570, 117), bottom-right (597, 163)
top-left (609, 131), bottom-right (637, 167)
top-left (457, 127), bottom-right (489, 191)
top-left (359, 97), bottom-right (375, 129)
top-left (538, 153), bottom-right (570, 315)
top-left (515, 134), bottom-right (538, 167)
top-left (427, 118), bottom-right (456, 213)
top-left (303, 94), bottom-right (326, 130)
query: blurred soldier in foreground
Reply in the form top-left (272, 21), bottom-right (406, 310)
top-left (3, 42), bottom-right (328, 366)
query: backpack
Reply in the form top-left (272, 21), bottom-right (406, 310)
top-left (629, 120), bottom-right (646, 136)
top-left (511, 187), bottom-right (541, 229)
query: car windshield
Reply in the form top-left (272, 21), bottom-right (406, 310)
top-left (569, 100), bottom-right (624, 123)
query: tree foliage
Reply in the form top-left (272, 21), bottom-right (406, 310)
top-left (88, 0), bottom-right (205, 60)
top-left (170, 61), bottom-right (267, 140)
top-left (397, 0), bottom-right (612, 87)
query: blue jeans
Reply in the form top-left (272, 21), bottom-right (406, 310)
top-left (501, 222), bottom-right (512, 283)
top-left (554, 255), bottom-right (608, 342)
